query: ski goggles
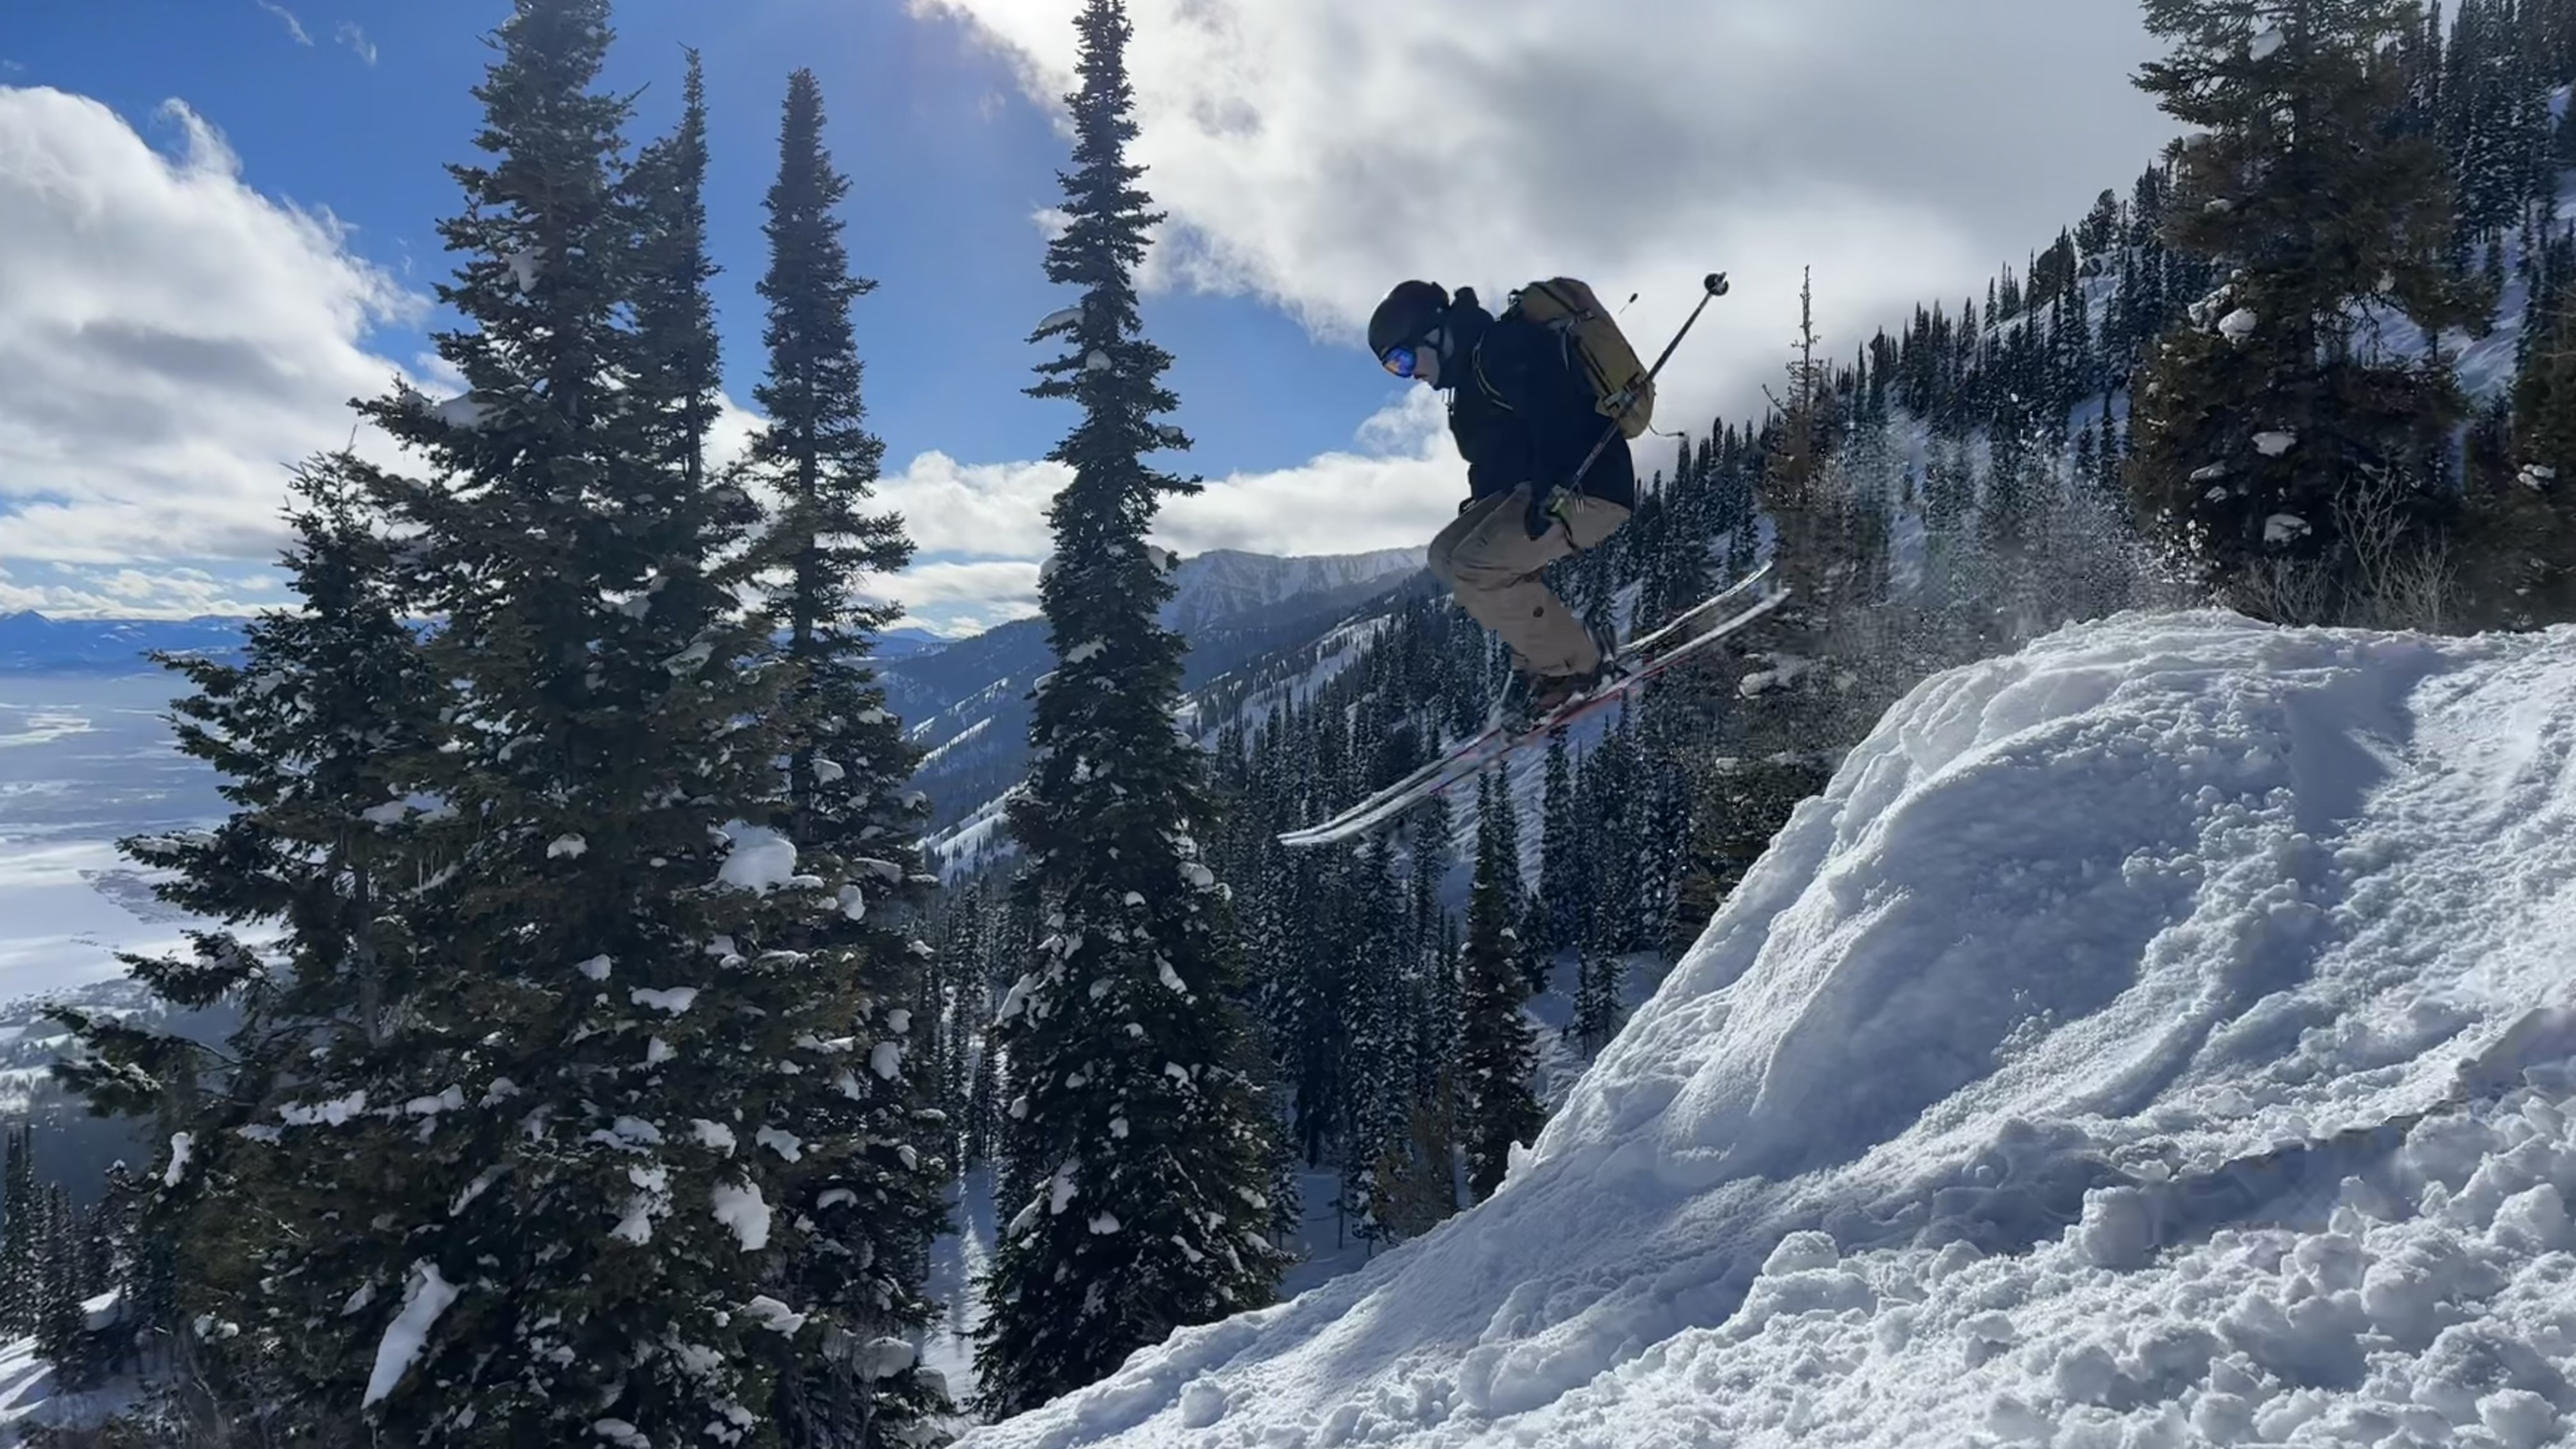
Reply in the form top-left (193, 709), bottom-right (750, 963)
top-left (1379, 326), bottom-right (1439, 379)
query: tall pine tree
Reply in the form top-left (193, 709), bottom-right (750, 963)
top-left (2468, 284), bottom-right (2576, 622)
top-left (2127, 0), bottom-right (2481, 622)
top-left (1459, 772), bottom-right (1543, 1202)
top-left (0, 1126), bottom-right (34, 1336)
top-left (314, 5), bottom-right (900, 1438)
top-left (45, 449), bottom-right (448, 1442)
top-left (974, 0), bottom-right (1284, 1416)
top-left (746, 67), bottom-right (953, 1449)
top-left (625, 48), bottom-right (723, 493)
top-left (1537, 730), bottom-right (1587, 958)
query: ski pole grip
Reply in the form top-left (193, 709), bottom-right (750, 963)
top-left (1705, 272), bottom-right (1730, 297)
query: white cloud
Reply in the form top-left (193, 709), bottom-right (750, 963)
top-left (855, 387), bottom-right (1473, 629)
top-left (0, 88), bottom-right (422, 575)
top-left (913, 0), bottom-right (2180, 426)
top-left (1158, 385), bottom-right (1463, 556)
top-left (0, 91), bottom-right (744, 622)
top-left (878, 387), bottom-right (1468, 567)
top-left (254, 0), bottom-right (313, 47)
top-left (859, 388), bottom-right (1469, 628)
top-left (877, 452), bottom-right (1068, 559)
top-left (337, 22), bottom-right (380, 66)
top-left (859, 560), bottom-right (1046, 635)
top-left (0, 563), bottom-right (285, 618)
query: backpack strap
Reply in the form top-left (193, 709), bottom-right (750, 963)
top-left (1471, 338), bottom-right (1512, 413)
top-left (1512, 280), bottom-right (1586, 374)
top-left (1470, 305), bottom-right (1547, 414)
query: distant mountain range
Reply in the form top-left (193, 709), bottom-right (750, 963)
top-left (884, 547), bottom-right (1427, 827)
top-left (0, 611), bottom-right (255, 673)
top-left (1158, 547), bottom-right (1423, 634)
top-left (0, 612), bottom-right (950, 673)
top-left (0, 549), bottom-right (1429, 832)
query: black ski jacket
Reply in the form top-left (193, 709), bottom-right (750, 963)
top-left (1441, 299), bottom-right (1637, 512)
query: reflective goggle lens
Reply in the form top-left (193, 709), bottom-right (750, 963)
top-left (1380, 345), bottom-right (1417, 379)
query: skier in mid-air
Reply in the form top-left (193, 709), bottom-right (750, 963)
top-left (1281, 272), bottom-right (1748, 847)
top-left (1368, 278), bottom-right (1637, 728)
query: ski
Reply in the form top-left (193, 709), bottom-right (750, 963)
top-left (1614, 560), bottom-right (1774, 663)
top-left (1276, 586), bottom-right (1788, 848)
top-left (1262, 568), bottom-right (1773, 852)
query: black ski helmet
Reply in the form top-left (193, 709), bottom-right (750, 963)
top-left (1368, 280), bottom-right (1449, 360)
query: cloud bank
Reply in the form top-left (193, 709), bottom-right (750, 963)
top-left (914, 0), bottom-right (2180, 427)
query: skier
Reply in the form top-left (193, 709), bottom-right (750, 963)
top-left (1368, 278), bottom-right (1636, 727)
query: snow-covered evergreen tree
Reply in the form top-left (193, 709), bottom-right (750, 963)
top-left (1, 1126), bottom-right (34, 1336)
top-left (2466, 285), bottom-right (2576, 622)
top-left (973, 0), bottom-right (1284, 1416)
top-left (2128, 0), bottom-right (2483, 624)
top-left (738, 66), bottom-right (954, 1449)
top-left (1459, 772), bottom-right (1543, 1202)
top-left (34, 1183), bottom-right (87, 1390)
top-left (1337, 842), bottom-right (1411, 1248)
top-left (268, 4), bottom-right (905, 1439)
top-left (1572, 947), bottom-right (1625, 1059)
top-left (36, 447), bottom-right (450, 1441)
top-left (625, 48), bottom-right (723, 494)
top-left (1537, 731), bottom-right (1586, 958)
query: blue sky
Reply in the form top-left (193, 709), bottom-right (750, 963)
top-left (2, 0), bottom-right (1390, 471)
top-left (0, 0), bottom-right (2180, 634)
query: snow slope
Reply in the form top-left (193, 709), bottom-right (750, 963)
top-left (963, 610), bottom-right (2576, 1449)
top-left (1160, 548), bottom-right (1423, 635)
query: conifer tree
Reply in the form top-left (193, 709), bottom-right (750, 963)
top-left (2126, 0), bottom-right (2481, 622)
top-left (39, 448), bottom-right (448, 1441)
top-left (2077, 188), bottom-right (2124, 264)
top-left (745, 66), bottom-right (953, 1448)
top-left (35, 1183), bottom-right (87, 1390)
top-left (1, 1126), bottom-right (34, 1335)
top-left (1572, 947), bottom-right (1625, 1058)
top-left (1338, 843), bottom-right (1411, 1248)
top-left (292, 4), bottom-right (899, 1438)
top-left (625, 49), bottom-right (723, 491)
top-left (1514, 895), bottom-right (1553, 999)
top-left (2467, 287), bottom-right (2576, 622)
top-left (1405, 794), bottom-right (1460, 1099)
top-left (1689, 268), bottom-right (1849, 893)
top-left (1638, 756), bottom-right (1694, 956)
top-left (1485, 756), bottom-right (1524, 917)
top-left (975, 0), bottom-right (1284, 1415)
top-left (1537, 731), bottom-right (1586, 958)
top-left (1459, 772), bottom-right (1543, 1202)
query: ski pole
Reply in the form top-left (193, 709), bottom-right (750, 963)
top-left (1541, 271), bottom-right (1731, 537)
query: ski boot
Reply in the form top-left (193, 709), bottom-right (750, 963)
top-left (1495, 622), bottom-right (1621, 734)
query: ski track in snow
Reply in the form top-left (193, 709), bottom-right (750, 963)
top-left (962, 611), bottom-right (2576, 1449)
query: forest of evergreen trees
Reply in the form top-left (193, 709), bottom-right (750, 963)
top-left (9, 0), bottom-right (2575, 1444)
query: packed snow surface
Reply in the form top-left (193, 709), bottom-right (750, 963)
top-left (965, 611), bottom-right (2576, 1449)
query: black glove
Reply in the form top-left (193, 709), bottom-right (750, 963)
top-left (1522, 485), bottom-right (1560, 540)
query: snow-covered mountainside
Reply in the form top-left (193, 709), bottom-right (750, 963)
top-left (1158, 548), bottom-right (1423, 634)
top-left (893, 548), bottom-right (1427, 831)
top-left (964, 611), bottom-right (2576, 1449)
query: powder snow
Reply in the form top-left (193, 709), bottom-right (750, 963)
top-left (958, 611), bottom-right (2576, 1449)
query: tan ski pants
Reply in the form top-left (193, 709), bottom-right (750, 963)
top-left (1427, 486), bottom-right (1632, 678)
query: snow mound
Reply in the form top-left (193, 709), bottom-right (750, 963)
top-left (963, 611), bottom-right (2576, 1449)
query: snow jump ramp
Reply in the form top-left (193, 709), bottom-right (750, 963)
top-left (970, 610), bottom-right (2576, 1449)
